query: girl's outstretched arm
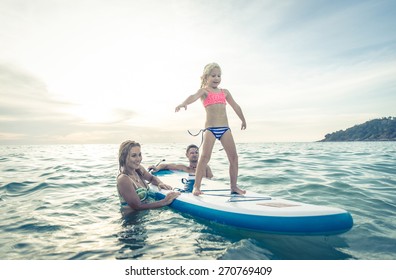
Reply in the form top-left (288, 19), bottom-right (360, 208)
top-left (175, 89), bottom-right (206, 112)
top-left (225, 90), bottom-right (247, 130)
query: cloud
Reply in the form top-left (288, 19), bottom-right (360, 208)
top-left (1, 63), bottom-right (51, 105)
top-left (0, 63), bottom-right (141, 144)
top-left (1, 0), bottom-right (395, 144)
top-left (0, 63), bottom-right (71, 129)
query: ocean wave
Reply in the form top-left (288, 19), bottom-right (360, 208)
top-left (0, 142), bottom-right (395, 260)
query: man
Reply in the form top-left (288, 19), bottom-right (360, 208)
top-left (149, 144), bottom-right (213, 178)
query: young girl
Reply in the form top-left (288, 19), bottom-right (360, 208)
top-left (175, 63), bottom-right (247, 196)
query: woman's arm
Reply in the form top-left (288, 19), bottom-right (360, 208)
top-left (140, 166), bottom-right (173, 190)
top-left (117, 175), bottom-right (179, 210)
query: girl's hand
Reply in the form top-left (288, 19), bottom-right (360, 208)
top-left (175, 104), bottom-right (187, 112)
top-left (241, 121), bottom-right (247, 130)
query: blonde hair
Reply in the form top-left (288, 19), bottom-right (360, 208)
top-left (200, 63), bottom-right (221, 88)
top-left (118, 140), bottom-right (140, 173)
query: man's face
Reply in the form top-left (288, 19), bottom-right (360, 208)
top-left (186, 147), bottom-right (199, 162)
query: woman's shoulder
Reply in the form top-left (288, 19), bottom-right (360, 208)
top-left (117, 173), bottom-right (131, 185)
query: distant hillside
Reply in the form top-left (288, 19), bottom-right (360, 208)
top-left (319, 117), bottom-right (396, 142)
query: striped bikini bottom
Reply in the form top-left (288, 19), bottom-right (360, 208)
top-left (188, 127), bottom-right (231, 148)
top-left (206, 127), bottom-right (230, 140)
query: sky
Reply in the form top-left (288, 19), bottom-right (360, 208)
top-left (1, 0), bottom-right (395, 144)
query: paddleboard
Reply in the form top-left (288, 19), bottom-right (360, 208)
top-left (150, 170), bottom-right (353, 235)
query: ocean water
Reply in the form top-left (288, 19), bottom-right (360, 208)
top-left (0, 142), bottom-right (395, 260)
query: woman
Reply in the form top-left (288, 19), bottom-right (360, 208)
top-left (117, 140), bottom-right (180, 212)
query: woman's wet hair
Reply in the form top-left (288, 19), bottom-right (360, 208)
top-left (118, 140), bottom-right (140, 172)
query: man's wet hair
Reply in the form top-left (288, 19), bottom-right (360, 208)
top-left (186, 144), bottom-right (199, 153)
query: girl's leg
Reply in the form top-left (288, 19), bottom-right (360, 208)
top-left (220, 130), bottom-right (246, 195)
top-left (193, 130), bottom-right (216, 195)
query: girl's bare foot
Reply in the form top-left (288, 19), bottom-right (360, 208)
top-left (231, 185), bottom-right (246, 195)
top-left (192, 187), bottom-right (203, 196)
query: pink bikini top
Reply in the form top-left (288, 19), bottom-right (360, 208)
top-left (203, 89), bottom-right (227, 107)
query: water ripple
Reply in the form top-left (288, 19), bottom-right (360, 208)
top-left (0, 143), bottom-right (395, 260)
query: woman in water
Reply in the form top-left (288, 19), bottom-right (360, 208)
top-left (117, 140), bottom-right (180, 212)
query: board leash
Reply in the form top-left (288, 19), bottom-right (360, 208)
top-left (188, 129), bottom-right (206, 149)
top-left (188, 129), bottom-right (225, 151)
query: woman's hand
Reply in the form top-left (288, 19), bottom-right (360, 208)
top-left (158, 183), bottom-right (172, 190)
top-left (163, 191), bottom-right (180, 205)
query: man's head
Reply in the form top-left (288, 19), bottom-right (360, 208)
top-left (186, 144), bottom-right (199, 163)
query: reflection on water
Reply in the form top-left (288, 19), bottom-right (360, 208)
top-left (116, 211), bottom-right (148, 259)
top-left (190, 219), bottom-right (354, 260)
